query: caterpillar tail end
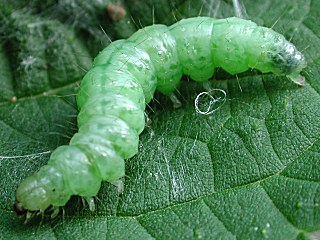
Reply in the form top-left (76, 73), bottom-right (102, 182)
top-left (13, 200), bottom-right (38, 224)
top-left (287, 74), bottom-right (305, 86)
top-left (14, 200), bottom-right (60, 223)
top-left (13, 200), bottom-right (27, 216)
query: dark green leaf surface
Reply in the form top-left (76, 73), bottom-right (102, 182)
top-left (0, 0), bottom-right (319, 239)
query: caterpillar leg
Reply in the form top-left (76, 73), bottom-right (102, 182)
top-left (111, 179), bottom-right (124, 194)
top-left (24, 211), bottom-right (37, 224)
top-left (144, 112), bottom-right (152, 127)
top-left (169, 93), bottom-right (182, 108)
top-left (144, 111), bottom-right (155, 139)
top-left (14, 202), bottom-right (41, 224)
top-left (50, 206), bottom-right (60, 218)
top-left (84, 197), bottom-right (95, 211)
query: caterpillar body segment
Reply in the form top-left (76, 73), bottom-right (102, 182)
top-left (15, 17), bottom-right (306, 216)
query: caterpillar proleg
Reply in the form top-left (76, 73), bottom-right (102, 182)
top-left (14, 16), bottom-right (307, 219)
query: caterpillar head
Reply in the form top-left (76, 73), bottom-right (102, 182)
top-left (271, 42), bottom-right (307, 85)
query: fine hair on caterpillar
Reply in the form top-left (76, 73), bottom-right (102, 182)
top-left (14, 15), bottom-right (307, 222)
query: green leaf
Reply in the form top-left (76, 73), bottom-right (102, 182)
top-left (0, 0), bottom-right (320, 239)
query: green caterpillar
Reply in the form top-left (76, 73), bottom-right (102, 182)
top-left (14, 17), bottom-right (307, 219)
